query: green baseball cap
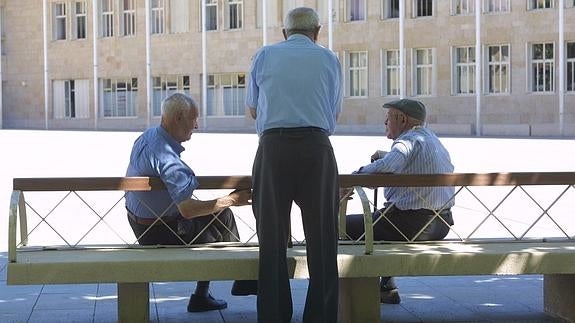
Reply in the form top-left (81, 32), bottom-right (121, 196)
top-left (383, 98), bottom-right (426, 121)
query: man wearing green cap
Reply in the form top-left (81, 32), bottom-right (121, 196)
top-left (344, 98), bottom-right (455, 304)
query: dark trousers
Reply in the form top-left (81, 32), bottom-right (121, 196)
top-left (127, 208), bottom-right (240, 245)
top-left (252, 129), bottom-right (339, 323)
top-left (346, 205), bottom-right (453, 241)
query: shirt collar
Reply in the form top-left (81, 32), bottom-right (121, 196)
top-left (157, 126), bottom-right (185, 155)
top-left (287, 33), bottom-right (313, 43)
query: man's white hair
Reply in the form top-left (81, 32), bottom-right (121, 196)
top-left (284, 7), bottom-right (319, 32)
top-left (161, 92), bottom-right (197, 117)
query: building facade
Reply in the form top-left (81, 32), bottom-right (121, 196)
top-left (0, 0), bottom-right (574, 136)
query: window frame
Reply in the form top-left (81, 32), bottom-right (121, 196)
top-left (73, 1), bottom-right (87, 40)
top-left (100, 0), bottom-right (114, 38)
top-left (483, 0), bottom-right (510, 12)
top-left (53, 2), bottom-right (67, 41)
top-left (225, 0), bottom-right (243, 30)
top-left (412, 48), bottom-right (435, 96)
top-left (381, 49), bottom-right (401, 97)
top-left (346, 0), bottom-right (366, 22)
top-left (452, 46), bottom-right (476, 95)
top-left (528, 0), bottom-right (554, 10)
top-left (205, 73), bottom-right (247, 117)
top-left (121, 0), bottom-right (136, 36)
top-left (528, 42), bottom-right (555, 93)
top-left (204, 0), bottom-right (218, 31)
top-left (485, 44), bottom-right (511, 94)
top-left (345, 51), bottom-right (369, 98)
top-left (100, 78), bottom-right (138, 117)
top-left (452, 0), bottom-right (475, 15)
top-left (566, 42), bottom-right (575, 92)
top-left (413, 0), bottom-right (433, 17)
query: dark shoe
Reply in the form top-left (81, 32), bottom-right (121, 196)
top-left (380, 288), bottom-right (401, 304)
top-left (187, 293), bottom-right (227, 312)
top-left (231, 280), bottom-right (258, 296)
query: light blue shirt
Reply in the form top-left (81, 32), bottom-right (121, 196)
top-left (357, 126), bottom-right (455, 210)
top-left (125, 126), bottom-right (199, 219)
top-left (245, 34), bottom-right (343, 135)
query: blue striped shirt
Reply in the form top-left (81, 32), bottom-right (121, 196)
top-left (125, 126), bottom-right (199, 219)
top-left (357, 126), bottom-right (455, 210)
top-left (245, 34), bottom-right (343, 135)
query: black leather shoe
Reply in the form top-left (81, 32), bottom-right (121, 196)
top-left (187, 293), bottom-right (227, 312)
top-left (380, 288), bottom-right (401, 304)
top-left (231, 280), bottom-right (258, 296)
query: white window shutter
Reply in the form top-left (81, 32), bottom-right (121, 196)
top-left (53, 80), bottom-right (65, 119)
top-left (76, 79), bottom-right (90, 118)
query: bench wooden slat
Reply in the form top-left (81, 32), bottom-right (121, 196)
top-left (12, 172), bottom-right (575, 192)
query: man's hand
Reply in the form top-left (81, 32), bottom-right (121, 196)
top-left (339, 187), bottom-right (354, 201)
top-left (370, 150), bottom-right (387, 162)
top-left (228, 189), bottom-right (252, 206)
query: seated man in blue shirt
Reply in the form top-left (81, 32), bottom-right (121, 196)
top-left (125, 93), bottom-right (253, 312)
top-left (344, 98), bottom-right (455, 305)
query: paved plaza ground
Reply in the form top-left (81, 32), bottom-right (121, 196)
top-left (1, 129), bottom-right (574, 322)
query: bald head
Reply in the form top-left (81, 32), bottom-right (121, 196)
top-left (160, 93), bottom-right (199, 143)
top-left (283, 7), bottom-right (320, 41)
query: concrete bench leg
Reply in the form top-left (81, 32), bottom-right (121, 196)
top-left (338, 277), bottom-right (380, 323)
top-left (118, 282), bottom-right (150, 323)
top-left (544, 274), bottom-right (575, 322)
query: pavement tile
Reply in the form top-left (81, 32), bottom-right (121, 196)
top-left (28, 308), bottom-right (95, 322)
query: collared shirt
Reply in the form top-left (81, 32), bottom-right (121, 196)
top-left (125, 126), bottom-right (199, 219)
top-left (357, 126), bottom-right (455, 210)
top-left (245, 34), bottom-right (343, 135)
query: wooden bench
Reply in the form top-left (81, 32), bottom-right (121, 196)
top-left (8, 173), bottom-right (575, 322)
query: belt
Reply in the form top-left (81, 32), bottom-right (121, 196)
top-left (127, 211), bottom-right (179, 226)
top-left (262, 126), bottom-right (328, 136)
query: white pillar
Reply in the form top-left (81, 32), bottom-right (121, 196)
top-left (92, 0), bottom-right (99, 130)
top-left (145, 0), bottom-right (152, 128)
top-left (399, 0), bottom-right (405, 98)
top-left (262, 0), bottom-right (267, 46)
top-left (43, 0), bottom-right (49, 129)
top-left (558, 0), bottom-right (565, 136)
top-left (201, 0), bottom-right (207, 128)
top-left (475, 0), bottom-right (481, 136)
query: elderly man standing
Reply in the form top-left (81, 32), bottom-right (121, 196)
top-left (125, 93), bottom-right (252, 313)
top-left (345, 98), bottom-right (455, 304)
top-left (246, 7), bottom-right (343, 323)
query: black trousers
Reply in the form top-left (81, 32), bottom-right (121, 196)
top-left (127, 208), bottom-right (240, 245)
top-left (346, 205), bottom-right (453, 241)
top-left (252, 128), bottom-right (339, 323)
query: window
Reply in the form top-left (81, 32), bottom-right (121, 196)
top-left (53, 2), bottom-right (66, 40)
top-left (528, 0), bottom-right (554, 9)
top-left (484, 0), bottom-right (509, 12)
top-left (347, 0), bottom-right (366, 21)
top-left (413, 48), bottom-right (434, 96)
top-left (101, 78), bottom-right (138, 117)
top-left (453, 0), bottom-right (474, 15)
top-left (100, 0), bottom-right (114, 37)
top-left (567, 42), bottom-right (575, 92)
top-left (53, 80), bottom-right (90, 119)
top-left (346, 51), bottom-right (368, 97)
top-left (121, 0), bottom-right (136, 36)
top-left (205, 0), bottom-right (217, 31)
top-left (382, 0), bottom-right (400, 19)
top-left (150, 0), bottom-right (165, 34)
top-left (530, 43), bottom-right (554, 93)
top-left (74, 2), bottom-right (87, 39)
top-left (453, 47), bottom-right (475, 94)
top-left (486, 44), bottom-right (510, 94)
top-left (567, 0), bottom-right (575, 7)
top-left (382, 49), bottom-right (400, 96)
top-left (171, 0), bottom-right (189, 33)
top-left (414, 0), bottom-right (433, 17)
top-left (152, 75), bottom-right (190, 116)
top-left (206, 73), bottom-right (246, 117)
top-left (226, 0), bottom-right (243, 30)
